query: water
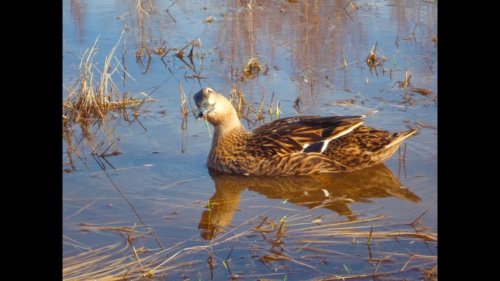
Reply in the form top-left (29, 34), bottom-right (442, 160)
top-left (63, 0), bottom-right (437, 280)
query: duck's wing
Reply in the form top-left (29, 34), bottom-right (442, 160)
top-left (249, 116), bottom-right (364, 157)
top-left (324, 126), bottom-right (418, 169)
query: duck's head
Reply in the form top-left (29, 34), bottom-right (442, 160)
top-left (194, 87), bottom-right (239, 127)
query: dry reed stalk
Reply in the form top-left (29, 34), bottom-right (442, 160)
top-left (63, 32), bottom-right (153, 172)
top-left (179, 84), bottom-right (189, 130)
top-left (228, 84), bottom-right (247, 118)
top-left (366, 42), bottom-right (387, 72)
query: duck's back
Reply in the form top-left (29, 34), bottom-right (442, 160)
top-left (239, 116), bottom-right (366, 175)
top-left (244, 117), bottom-right (416, 175)
top-left (325, 126), bottom-right (417, 170)
top-left (248, 116), bottom-right (365, 157)
top-left (207, 115), bottom-right (416, 176)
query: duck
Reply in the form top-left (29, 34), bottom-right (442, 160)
top-left (194, 87), bottom-right (417, 176)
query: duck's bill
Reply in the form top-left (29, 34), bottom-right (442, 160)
top-left (196, 107), bottom-right (210, 119)
top-left (197, 109), bottom-right (205, 119)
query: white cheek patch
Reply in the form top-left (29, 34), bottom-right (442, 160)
top-left (207, 97), bottom-right (217, 114)
top-left (208, 96), bottom-right (216, 105)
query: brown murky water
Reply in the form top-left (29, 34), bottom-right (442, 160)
top-left (63, 0), bottom-right (437, 280)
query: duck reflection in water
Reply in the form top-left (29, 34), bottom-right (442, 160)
top-left (198, 164), bottom-right (420, 240)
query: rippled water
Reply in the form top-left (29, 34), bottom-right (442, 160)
top-left (63, 0), bottom-right (437, 280)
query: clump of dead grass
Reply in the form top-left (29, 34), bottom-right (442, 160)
top-left (226, 85), bottom-right (281, 129)
top-left (396, 69), bottom-right (433, 96)
top-left (242, 57), bottom-right (266, 79)
top-left (63, 32), bottom-right (153, 172)
top-left (228, 84), bottom-right (247, 118)
top-left (366, 41), bottom-right (388, 71)
top-left (64, 32), bottom-right (151, 122)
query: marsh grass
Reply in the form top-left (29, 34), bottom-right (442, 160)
top-left (64, 206), bottom-right (436, 280)
top-left (225, 86), bottom-right (283, 130)
top-left (366, 42), bottom-right (388, 74)
top-left (63, 32), bottom-right (153, 172)
top-left (64, 33), bottom-right (149, 121)
top-left (132, 0), bottom-right (205, 79)
top-left (63, 241), bottom-right (201, 280)
top-left (63, 222), bottom-right (254, 280)
top-left (395, 70), bottom-right (433, 96)
top-left (179, 84), bottom-right (189, 128)
top-left (242, 57), bottom-right (266, 79)
top-left (228, 84), bottom-right (247, 118)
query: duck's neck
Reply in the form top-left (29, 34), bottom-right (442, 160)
top-left (212, 117), bottom-right (246, 146)
top-left (208, 116), bottom-right (247, 161)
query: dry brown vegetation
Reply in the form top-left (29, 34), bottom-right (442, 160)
top-left (366, 42), bottom-right (388, 72)
top-left (226, 85), bottom-right (281, 129)
top-left (133, 0), bottom-right (205, 78)
top-left (64, 212), bottom-right (436, 280)
top-left (396, 69), bottom-right (433, 96)
top-left (64, 33), bottom-right (151, 122)
top-left (63, 33), bottom-right (153, 172)
top-left (242, 57), bottom-right (266, 79)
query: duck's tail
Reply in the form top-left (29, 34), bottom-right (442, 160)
top-left (384, 128), bottom-right (418, 149)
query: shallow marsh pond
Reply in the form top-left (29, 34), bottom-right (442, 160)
top-left (63, 0), bottom-right (437, 280)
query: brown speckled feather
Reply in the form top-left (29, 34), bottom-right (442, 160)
top-left (248, 116), bottom-right (364, 157)
top-left (194, 87), bottom-right (417, 176)
top-left (326, 125), bottom-right (417, 170)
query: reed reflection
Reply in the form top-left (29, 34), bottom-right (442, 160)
top-left (216, 1), bottom-right (360, 97)
top-left (198, 164), bottom-right (420, 240)
top-left (69, 0), bottom-right (87, 43)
